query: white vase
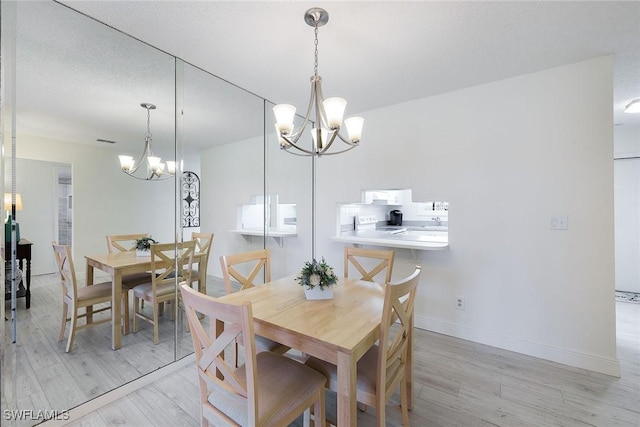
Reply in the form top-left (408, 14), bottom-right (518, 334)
top-left (136, 249), bottom-right (150, 257)
top-left (304, 286), bottom-right (334, 300)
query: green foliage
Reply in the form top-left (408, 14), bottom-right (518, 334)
top-left (296, 257), bottom-right (338, 290)
top-left (135, 236), bottom-right (157, 251)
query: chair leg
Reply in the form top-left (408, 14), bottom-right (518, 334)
top-left (303, 409), bottom-right (310, 427)
top-left (58, 302), bottom-right (68, 342)
top-left (153, 302), bottom-right (160, 345)
top-left (400, 377), bottom-right (410, 427)
top-left (66, 306), bottom-right (78, 353)
top-left (313, 390), bottom-right (325, 427)
top-left (133, 296), bottom-right (140, 333)
top-left (122, 290), bottom-right (130, 335)
top-left (169, 299), bottom-right (176, 321)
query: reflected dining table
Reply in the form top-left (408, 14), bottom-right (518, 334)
top-left (85, 250), bottom-right (206, 350)
top-left (217, 275), bottom-right (415, 427)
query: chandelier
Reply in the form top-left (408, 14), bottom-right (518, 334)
top-left (273, 8), bottom-right (364, 156)
top-left (118, 103), bottom-right (176, 180)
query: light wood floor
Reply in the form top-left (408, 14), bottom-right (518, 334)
top-left (4, 275), bottom-right (640, 426)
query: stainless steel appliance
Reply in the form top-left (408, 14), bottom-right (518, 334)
top-left (389, 210), bottom-right (403, 226)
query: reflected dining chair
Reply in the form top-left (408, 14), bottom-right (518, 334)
top-left (306, 266), bottom-right (422, 427)
top-left (106, 233), bottom-right (154, 331)
top-left (52, 243), bottom-right (113, 353)
top-left (344, 246), bottom-right (395, 283)
top-left (180, 284), bottom-right (326, 427)
top-left (219, 248), bottom-right (290, 366)
top-left (189, 232), bottom-right (214, 294)
top-left (132, 240), bottom-right (196, 344)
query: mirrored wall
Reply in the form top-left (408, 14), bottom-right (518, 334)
top-left (1, 2), bottom-right (313, 422)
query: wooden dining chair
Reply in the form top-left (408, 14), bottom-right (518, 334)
top-left (219, 248), bottom-right (289, 365)
top-left (305, 266), bottom-right (422, 427)
top-left (344, 246), bottom-right (395, 283)
top-left (180, 284), bottom-right (326, 427)
top-left (220, 248), bottom-right (271, 293)
top-left (132, 240), bottom-right (196, 344)
top-left (106, 233), bottom-right (154, 330)
top-left (52, 243), bottom-right (113, 353)
top-left (189, 232), bottom-right (214, 294)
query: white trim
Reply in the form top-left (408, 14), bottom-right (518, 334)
top-left (40, 354), bottom-right (195, 426)
top-left (414, 314), bottom-right (621, 377)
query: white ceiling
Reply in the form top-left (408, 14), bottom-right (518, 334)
top-left (12, 1), bottom-right (640, 153)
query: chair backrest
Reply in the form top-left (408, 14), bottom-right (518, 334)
top-left (150, 240), bottom-right (197, 294)
top-left (219, 248), bottom-right (271, 294)
top-left (52, 242), bottom-right (78, 301)
top-left (192, 232), bottom-right (214, 260)
top-left (106, 233), bottom-right (150, 253)
top-left (180, 284), bottom-right (260, 425)
top-left (192, 232), bottom-right (214, 276)
top-left (377, 266), bottom-right (421, 401)
top-left (344, 246), bottom-right (395, 283)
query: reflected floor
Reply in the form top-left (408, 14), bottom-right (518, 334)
top-left (1, 273), bottom-right (229, 427)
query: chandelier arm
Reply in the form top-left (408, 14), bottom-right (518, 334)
top-left (280, 134), bottom-right (318, 156)
top-left (281, 79), bottom-right (318, 147)
top-left (284, 147), bottom-right (317, 157)
top-left (128, 138), bottom-right (154, 175)
top-left (334, 131), bottom-right (359, 147)
top-left (314, 78), bottom-right (330, 130)
top-left (317, 144), bottom-right (357, 156)
top-left (120, 170), bottom-right (167, 181)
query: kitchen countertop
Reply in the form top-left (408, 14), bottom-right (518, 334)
top-left (331, 227), bottom-right (448, 251)
top-left (230, 228), bottom-right (297, 237)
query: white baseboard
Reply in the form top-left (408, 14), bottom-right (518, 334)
top-left (414, 314), bottom-right (621, 377)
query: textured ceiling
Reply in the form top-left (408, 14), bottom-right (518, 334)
top-left (11, 1), bottom-right (640, 154)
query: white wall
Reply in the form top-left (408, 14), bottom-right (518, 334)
top-left (6, 158), bottom-right (63, 275)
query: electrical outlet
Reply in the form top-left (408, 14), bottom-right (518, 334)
top-left (455, 296), bottom-right (465, 311)
top-left (550, 215), bottom-right (568, 230)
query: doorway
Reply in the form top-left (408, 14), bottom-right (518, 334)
top-left (56, 166), bottom-right (72, 246)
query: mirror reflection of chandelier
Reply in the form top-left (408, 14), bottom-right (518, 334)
top-left (273, 8), bottom-right (364, 156)
top-left (118, 103), bottom-right (176, 180)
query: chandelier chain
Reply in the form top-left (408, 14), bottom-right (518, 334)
top-left (313, 24), bottom-right (319, 78)
top-left (145, 106), bottom-right (152, 140)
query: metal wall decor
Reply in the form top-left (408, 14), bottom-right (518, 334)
top-left (182, 171), bottom-right (200, 228)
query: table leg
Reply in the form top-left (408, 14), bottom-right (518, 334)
top-left (85, 264), bottom-right (94, 324)
top-left (112, 271), bottom-right (123, 350)
top-left (337, 351), bottom-right (357, 427)
top-left (24, 258), bottom-right (31, 309)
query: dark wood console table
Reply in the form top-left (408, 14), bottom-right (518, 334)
top-left (4, 238), bottom-right (33, 309)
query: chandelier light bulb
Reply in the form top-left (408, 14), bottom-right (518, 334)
top-left (310, 127), bottom-right (329, 151)
top-left (166, 161), bottom-right (177, 175)
top-left (119, 155), bottom-right (135, 172)
top-left (344, 116), bottom-right (364, 143)
top-left (322, 97), bottom-right (347, 130)
top-left (273, 104), bottom-right (296, 135)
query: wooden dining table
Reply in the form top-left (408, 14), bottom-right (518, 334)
top-left (85, 250), bottom-right (206, 350)
top-left (216, 274), bottom-right (414, 427)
